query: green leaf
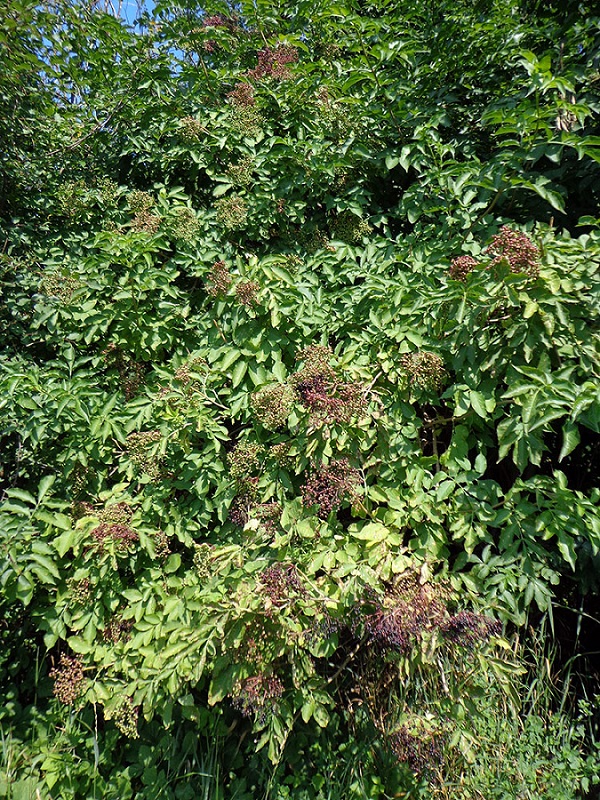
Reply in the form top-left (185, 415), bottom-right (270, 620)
top-left (559, 420), bottom-right (580, 461)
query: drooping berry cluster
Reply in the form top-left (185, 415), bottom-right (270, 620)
top-left (110, 697), bottom-right (139, 739)
top-left (125, 430), bottom-right (162, 478)
top-left (400, 351), bottom-right (446, 392)
top-left (363, 576), bottom-right (447, 653)
top-left (259, 562), bottom-right (305, 608)
top-left (441, 610), bottom-right (501, 648)
top-left (226, 156), bottom-right (254, 186)
top-left (487, 225), bottom-right (540, 278)
top-left (102, 344), bottom-right (146, 399)
top-left (247, 45), bottom-right (298, 81)
top-left (227, 82), bottom-right (255, 107)
top-left (231, 674), bottom-right (284, 723)
top-left (449, 255), bottom-right (478, 281)
top-left (130, 210), bottom-right (161, 234)
top-left (235, 279), bottom-right (260, 306)
top-left (389, 720), bottom-right (445, 777)
top-left (330, 211), bottom-right (372, 244)
top-left (50, 654), bottom-right (86, 705)
top-left (40, 271), bottom-right (82, 304)
top-left (301, 458), bottom-right (361, 518)
top-left (92, 522), bottom-right (139, 550)
top-left (215, 196), bottom-right (248, 229)
top-left (205, 260), bottom-right (233, 297)
top-left (170, 207), bottom-right (200, 242)
top-left (290, 345), bottom-right (366, 425)
top-left (179, 116), bottom-right (205, 141)
top-left (251, 383), bottom-right (295, 429)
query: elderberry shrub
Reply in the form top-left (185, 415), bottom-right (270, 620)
top-left (91, 523), bottom-right (139, 551)
top-left (363, 575), bottom-right (447, 653)
top-left (247, 45), bottom-right (298, 81)
top-left (441, 610), bottom-right (501, 648)
top-left (400, 351), bottom-right (446, 392)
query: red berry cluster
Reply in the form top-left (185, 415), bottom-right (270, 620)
top-left (301, 458), bottom-right (361, 518)
top-left (231, 674), bottom-right (284, 723)
top-left (487, 225), bottom-right (540, 278)
top-left (247, 45), bottom-right (298, 81)
top-left (449, 255), bottom-right (478, 281)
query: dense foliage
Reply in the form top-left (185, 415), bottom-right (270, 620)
top-left (1, 0), bottom-right (599, 797)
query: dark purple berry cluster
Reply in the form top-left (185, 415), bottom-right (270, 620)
top-left (364, 578), bottom-right (447, 653)
top-left (441, 610), bottom-right (501, 648)
top-left (92, 522), bottom-right (139, 550)
top-left (259, 562), bottom-right (305, 608)
top-left (389, 721), bottom-right (445, 777)
top-left (301, 458), bottom-right (361, 518)
top-left (231, 674), bottom-right (284, 723)
top-left (291, 345), bottom-right (366, 425)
